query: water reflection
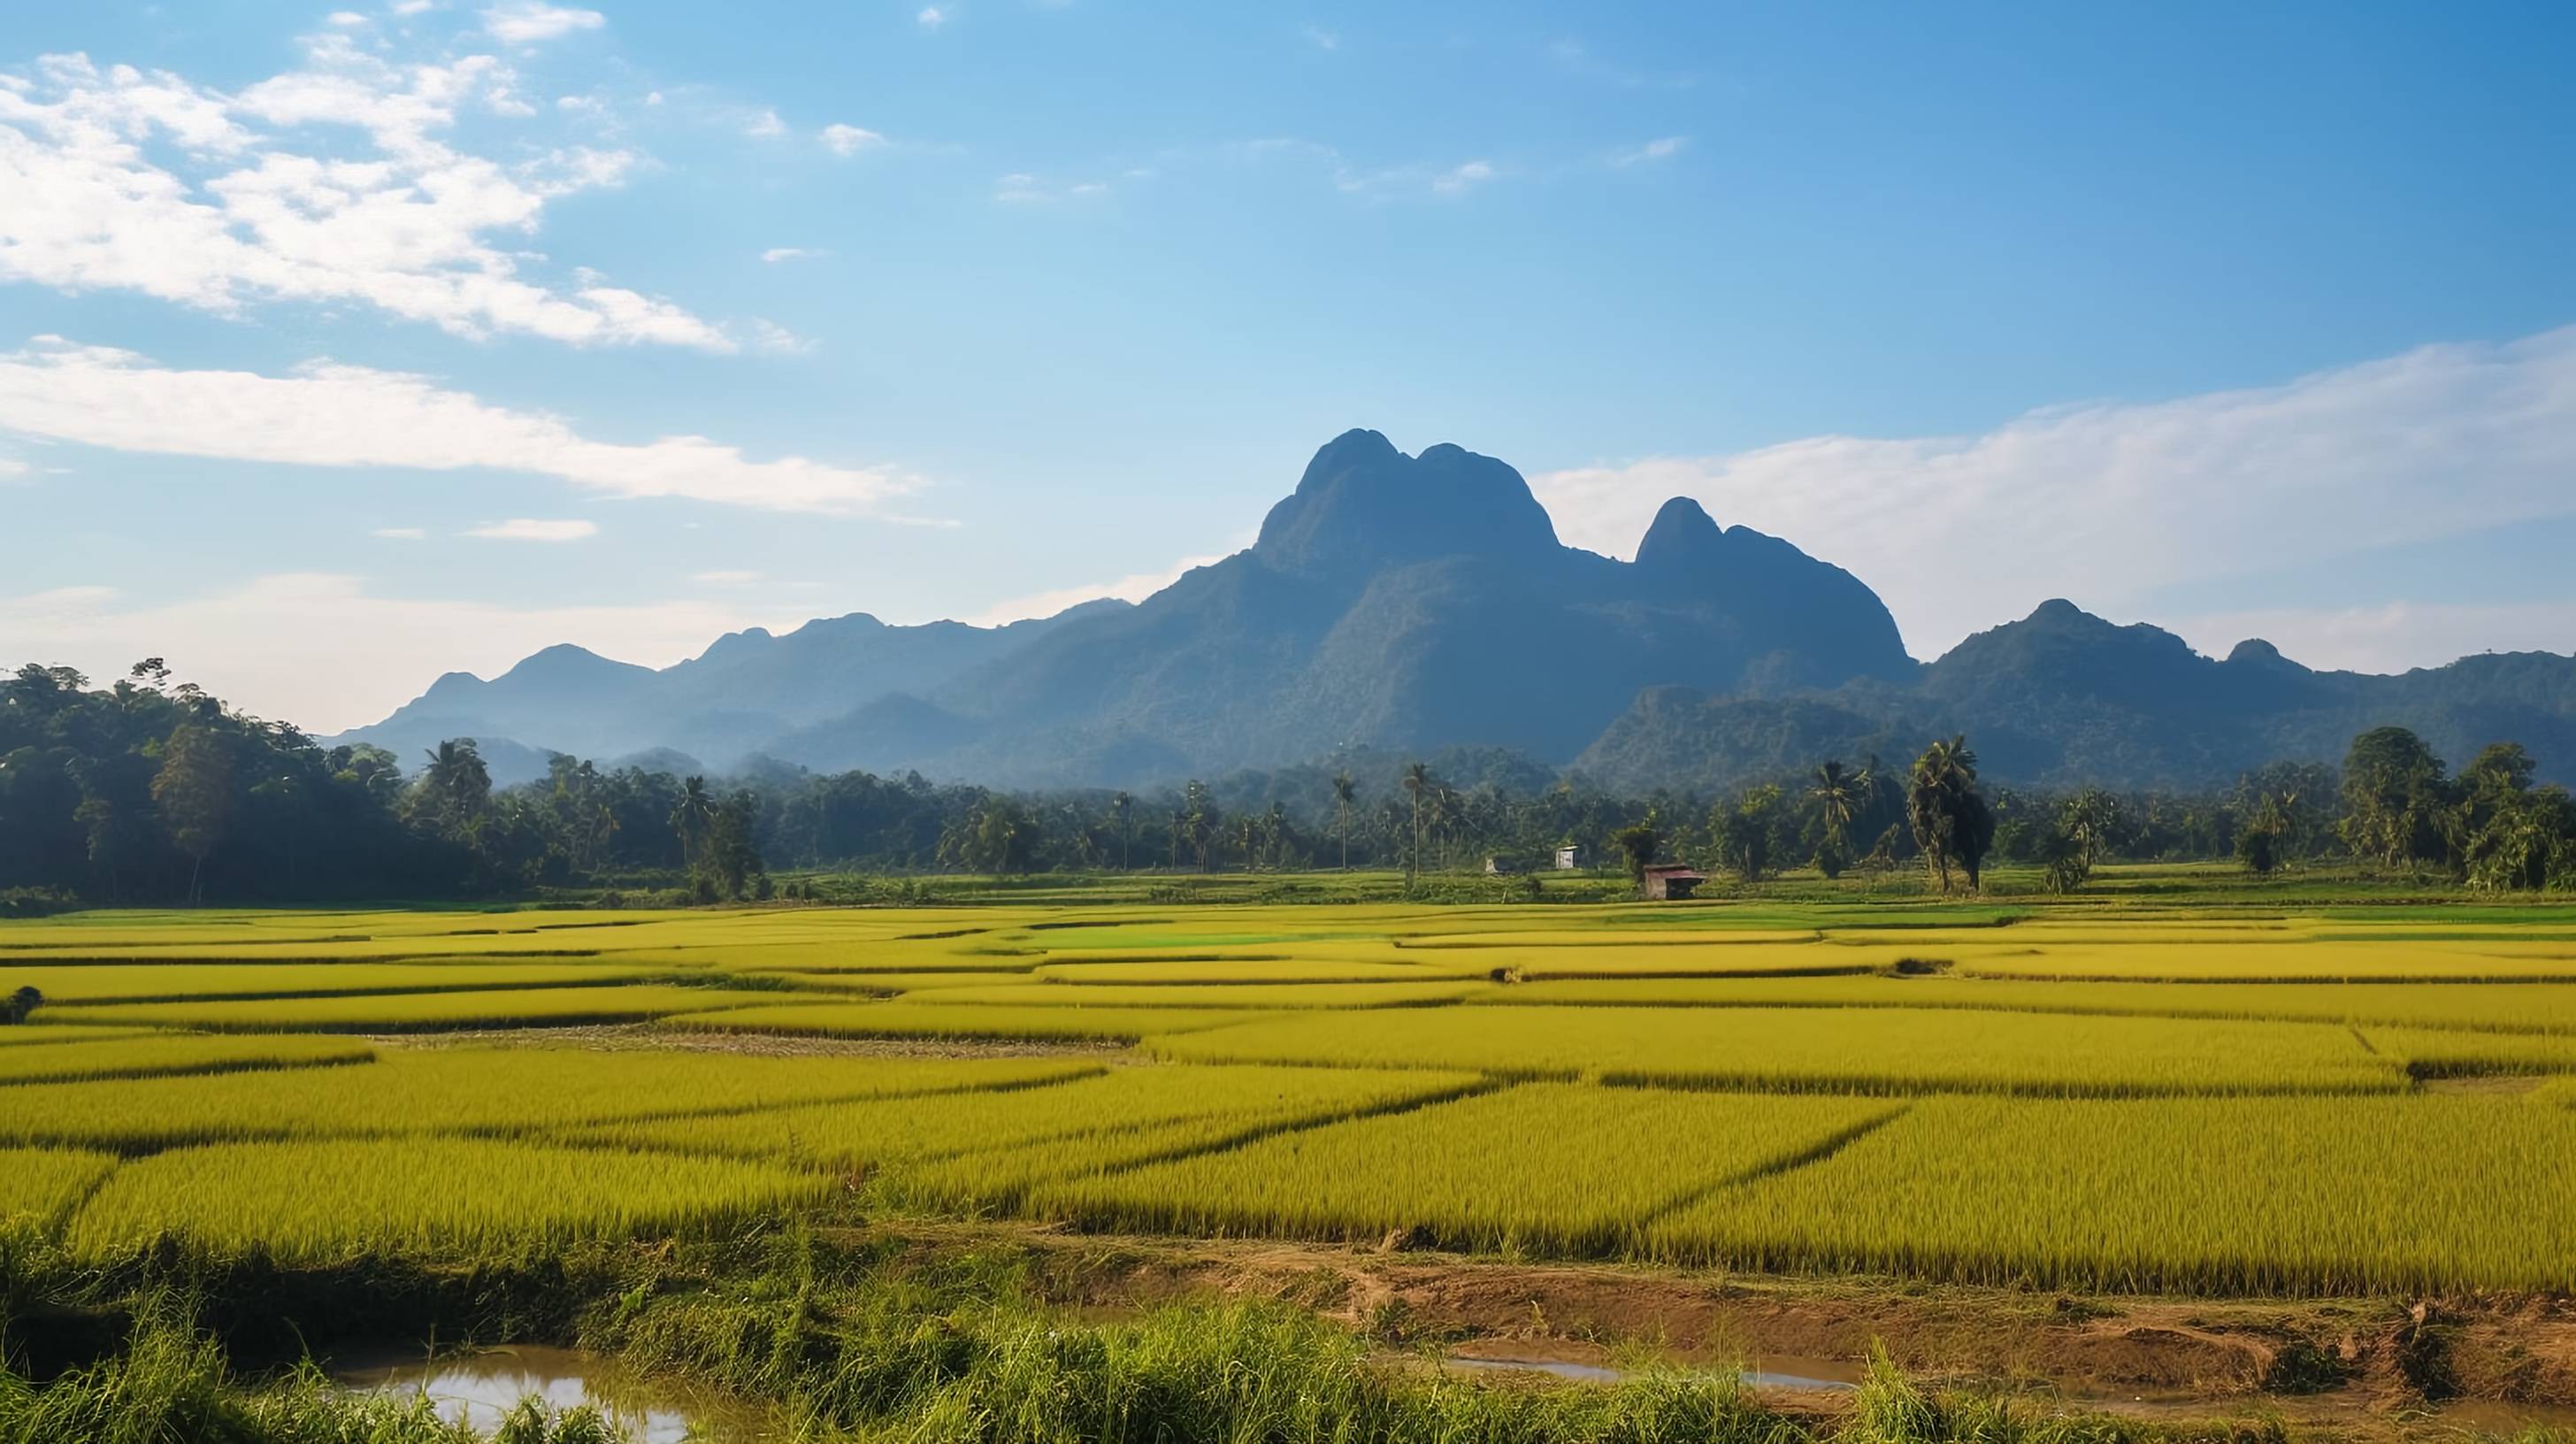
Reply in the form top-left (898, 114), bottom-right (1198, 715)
top-left (334, 1343), bottom-right (763, 1443)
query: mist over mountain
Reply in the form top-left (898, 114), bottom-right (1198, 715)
top-left (334, 431), bottom-right (2576, 791)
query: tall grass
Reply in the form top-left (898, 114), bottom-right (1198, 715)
top-left (0, 1148), bottom-right (114, 1229)
top-left (1151, 1005), bottom-right (2409, 1095)
top-left (1039, 1083), bottom-right (1898, 1254)
top-left (662, 1000), bottom-right (1272, 1042)
top-left (1651, 1094), bottom-right (2576, 1294)
top-left (0, 1049), bottom-right (1103, 1150)
top-left (919, 979), bottom-right (1487, 1009)
top-left (0, 1033), bottom-right (372, 1086)
top-left (35, 983), bottom-right (791, 1033)
top-left (1480, 975), bottom-right (2576, 1036)
top-left (575, 1061), bottom-right (1480, 1175)
top-left (0, 1299), bottom-right (608, 1442)
top-left (68, 1137), bottom-right (833, 1262)
top-left (2, 959), bottom-right (672, 1004)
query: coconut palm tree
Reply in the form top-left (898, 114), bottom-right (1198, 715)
top-left (669, 774), bottom-right (717, 874)
top-left (1108, 790), bottom-right (1133, 872)
top-left (1810, 759), bottom-right (1867, 857)
top-left (1401, 762), bottom-right (1433, 888)
top-left (1331, 771), bottom-right (1356, 871)
top-left (1906, 736), bottom-right (1994, 894)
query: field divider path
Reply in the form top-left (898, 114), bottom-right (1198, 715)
top-left (1039, 1073), bottom-right (1512, 1196)
top-left (1627, 1102), bottom-right (1915, 1236)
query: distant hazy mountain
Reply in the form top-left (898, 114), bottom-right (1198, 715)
top-left (334, 603), bottom-right (1122, 783)
top-left (1574, 599), bottom-right (2576, 792)
top-left (338, 430), bottom-right (2576, 791)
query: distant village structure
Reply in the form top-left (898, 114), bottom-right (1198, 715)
top-left (1640, 864), bottom-right (1706, 901)
top-left (1486, 844), bottom-right (1586, 877)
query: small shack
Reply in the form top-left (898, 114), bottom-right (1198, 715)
top-left (1553, 845), bottom-right (1581, 871)
top-left (1640, 864), bottom-right (1706, 901)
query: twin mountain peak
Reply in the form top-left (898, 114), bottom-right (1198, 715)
top-left (348, 430), bottom-right (2576, 791)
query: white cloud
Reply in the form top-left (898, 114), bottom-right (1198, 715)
top-left (465, 517), bottom-right (595, 542)
top-left (1327, 152), bottom-right (1505, 198)
top-left (741, 319), bottom-right (809, 354)
top-left (760, 246), bottom-right (824, 263)
top-left (0, 574), bottom-right (809, 733)
top-left (2170, 601), bottom-right (2576, 677)
top-left (819, 122), bottom-right (882, 156)
top-left (743, 108), bottom-right (786, 138)
top-left (690, 569), bottom-right (762, 586)
top-left (1610, 134), bottom-right (1686, 166)
top-left (0, 337), bottom-right (932, 516)
top-left (1429, 159), bottom-right (1495, 196)
top-left (479, 3), bottom-right (605, 44)
top-left (916, 6), bottom-right (947, 27)
top-left (325, 12), bottom-right (369, 27)
top-left (993, 171), bottom-right (1108, 204)
top-left (0, 44), bottom-right (733, 349)
top-left (963, 552), bottom-right (1228, 627)
top-left (1301, 26), bottom-right (1339, 50)
top-left (371, 525), bottom-right (427, 539)
top-left (0, 456), bottom-right (28, 480)
top-left (1529, 326), bottom-right (2576, 666)
top-left (392, 1), bottom-right (438, 14)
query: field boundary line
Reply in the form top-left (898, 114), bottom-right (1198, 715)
top-left (1629, 1102), bottom-right (1913, 1236)
top-left (1014, 1075), bottom-right (1514, 1206)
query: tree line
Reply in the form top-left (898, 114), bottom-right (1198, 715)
top-left (5, 661), bottom-right (2573, 910)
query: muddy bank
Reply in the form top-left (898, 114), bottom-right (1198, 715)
top-left (867, 1221), bottom-right (2576, 1435)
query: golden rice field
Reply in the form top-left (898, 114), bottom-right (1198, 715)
top-left (6, 896), bottom-right (2576, 1294)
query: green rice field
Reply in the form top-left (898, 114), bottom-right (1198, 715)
top-left (8, 894), bottom-right (2576, 1295)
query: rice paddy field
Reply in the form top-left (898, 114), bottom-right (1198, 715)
top-left (8, 888), bottom-right (2576, 1301)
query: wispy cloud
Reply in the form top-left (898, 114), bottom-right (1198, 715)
top-left (0, 337), bottom-right (934, 516)
top-left (0, 42), bottom-right (739, 349)
top-left (760, 247), bottom-right (825, 264)
top-left (0, 574), bottom-right (812, 733)
top-left (963, 552), bottom-right (1230, 627)
top-left (1547, 36), bottom-right (1694, 90)
top-left (1529, 326), bottom-right (2576, 667)
top-left (1301, 25), bottom-right (1339, 50)
top-left (743, 107), bottom-right (786, 138)
top-left (465, 518), bottom-right (596, 542)
top-left (690, 569), bottom-right (763, 586)
top-left (1609, 135), bottom-right (1687, 167)
top-left (1429, 159), bottom-right (1496, 196)
top-left (479, 3), bottom-right (605, 44)
top-left (916, 6), bottom-right (947, 28)
top-left (994, 171), bottom-right (1110, 203)
top-left (370, 526), bottom-right (427, 540)
top-left (820, 122), bottom-right (883, 156)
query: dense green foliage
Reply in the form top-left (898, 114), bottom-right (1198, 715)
top-left (13, 660), bottom-right (2575, 908)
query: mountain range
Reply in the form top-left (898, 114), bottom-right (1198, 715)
top-left (334, 430), bottom-right (2576, 792)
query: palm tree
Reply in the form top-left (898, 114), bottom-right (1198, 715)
top-left (1108, 790), bottom-right (1133, 872)
top-left (1810, 760), bottom-right (1866, 856)
top-left (669, 774), bottom-right (716, 874)
top-left (1401, 762), bottom-right (1432, 888)
top-left (418, 739), bottom-right (492, 842)
top-left (1331, 771), bottom-right (1356, 871)
top-left (1906, 736), bottom-right (1992, 894)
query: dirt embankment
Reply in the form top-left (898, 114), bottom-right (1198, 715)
top-left (875, 1222), bottom-right (2576, 1438)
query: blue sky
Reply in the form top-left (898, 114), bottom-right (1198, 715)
top-left (3, 0), bottom-right (2572, 730)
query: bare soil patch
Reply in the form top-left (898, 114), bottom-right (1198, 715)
top-left (849, 1220), bottom-right (2576, 1438)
